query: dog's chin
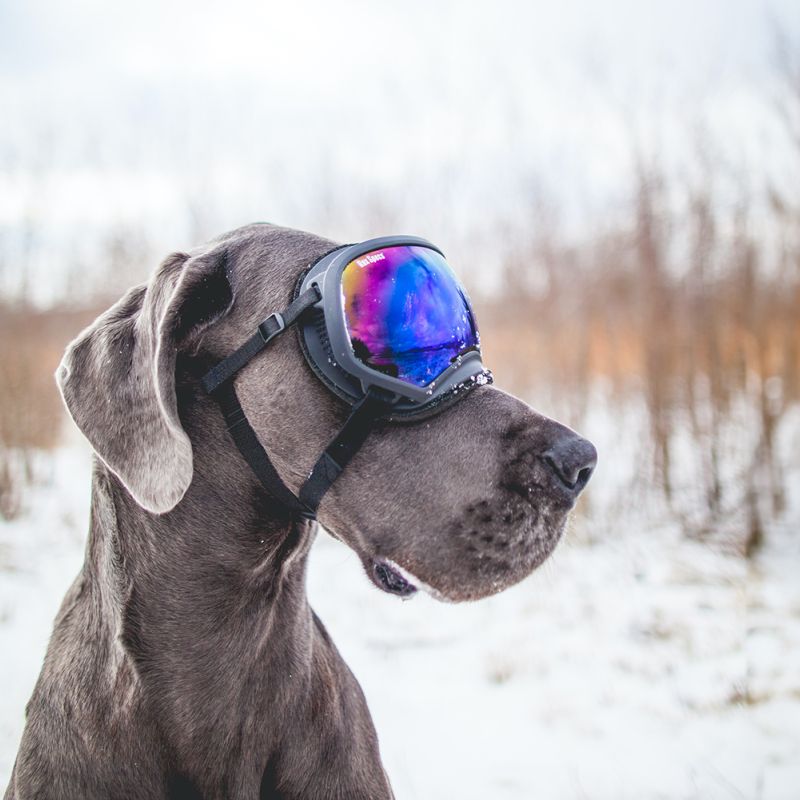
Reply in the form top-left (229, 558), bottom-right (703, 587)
top-left (362, 515), bottom-right (566, 603)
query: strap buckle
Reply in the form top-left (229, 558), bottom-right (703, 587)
top-left (258, 312), bottom-right (285, 343)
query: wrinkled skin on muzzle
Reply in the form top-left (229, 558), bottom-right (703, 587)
top-left (320, 387), bottom-right (587, 601)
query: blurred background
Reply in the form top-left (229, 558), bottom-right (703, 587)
top-left (2, 1), bottom-right (799, 798)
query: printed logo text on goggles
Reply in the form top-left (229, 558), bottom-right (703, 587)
top-left (202, 236), bottom-right (492, 520)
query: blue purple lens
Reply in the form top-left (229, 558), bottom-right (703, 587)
top-left (340, 245), bottom-right (480, 387)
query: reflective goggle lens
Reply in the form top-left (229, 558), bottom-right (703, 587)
top-left (341, 245), bottom-right (480, 388)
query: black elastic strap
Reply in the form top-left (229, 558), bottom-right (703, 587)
top-left (215, 381), bottom-right (313, 517)
top-left (201, 287), bottom-right (320, 394)
top-left (202, 285), bottom-right (394, 520)
top-left (298, 388), bottom-right (394, 513)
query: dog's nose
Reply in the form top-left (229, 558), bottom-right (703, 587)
top-left (542, 434), bottom-right (597, 495)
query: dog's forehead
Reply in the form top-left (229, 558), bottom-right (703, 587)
top-left (215, 223), bottom-right (338, 299)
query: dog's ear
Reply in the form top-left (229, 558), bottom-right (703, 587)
top-left (56, 248), bottom-right (233, 513)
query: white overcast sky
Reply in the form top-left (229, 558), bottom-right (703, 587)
top-left (1, 0), bottom-right (799, 299)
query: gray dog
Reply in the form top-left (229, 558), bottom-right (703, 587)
top-left (5, 224), bottom-right (596, 799)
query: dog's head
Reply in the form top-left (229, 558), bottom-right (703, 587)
top-left (57, 224), bottom-right (596, 602)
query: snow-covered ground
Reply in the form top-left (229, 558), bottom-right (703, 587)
top-left (1, 441), bottom-right (799, 799)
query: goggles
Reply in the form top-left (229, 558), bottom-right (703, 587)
top-left (202, 236), bottom-right (491, 520)
top-left (299, 236), bottom-right (490, 417)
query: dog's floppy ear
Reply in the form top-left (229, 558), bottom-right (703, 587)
top-left (56, 248), bottom-right (233, 513)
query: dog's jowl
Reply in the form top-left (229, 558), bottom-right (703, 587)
top-left (4, 224), bottom-right (595, 800)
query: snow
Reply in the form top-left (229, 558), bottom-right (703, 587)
top-left (2, 440), bottom-right (799, 799)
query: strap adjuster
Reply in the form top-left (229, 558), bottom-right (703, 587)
top-left (258, 312), bottom-right (285, 343)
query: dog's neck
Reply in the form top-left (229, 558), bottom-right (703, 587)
top-left (86, 386), bottom-right (319, 778)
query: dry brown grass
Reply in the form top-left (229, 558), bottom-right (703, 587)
top-left (0, 303), bottom-right (98, 518)
top-left (1, 175), bottom-right (798, 550)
